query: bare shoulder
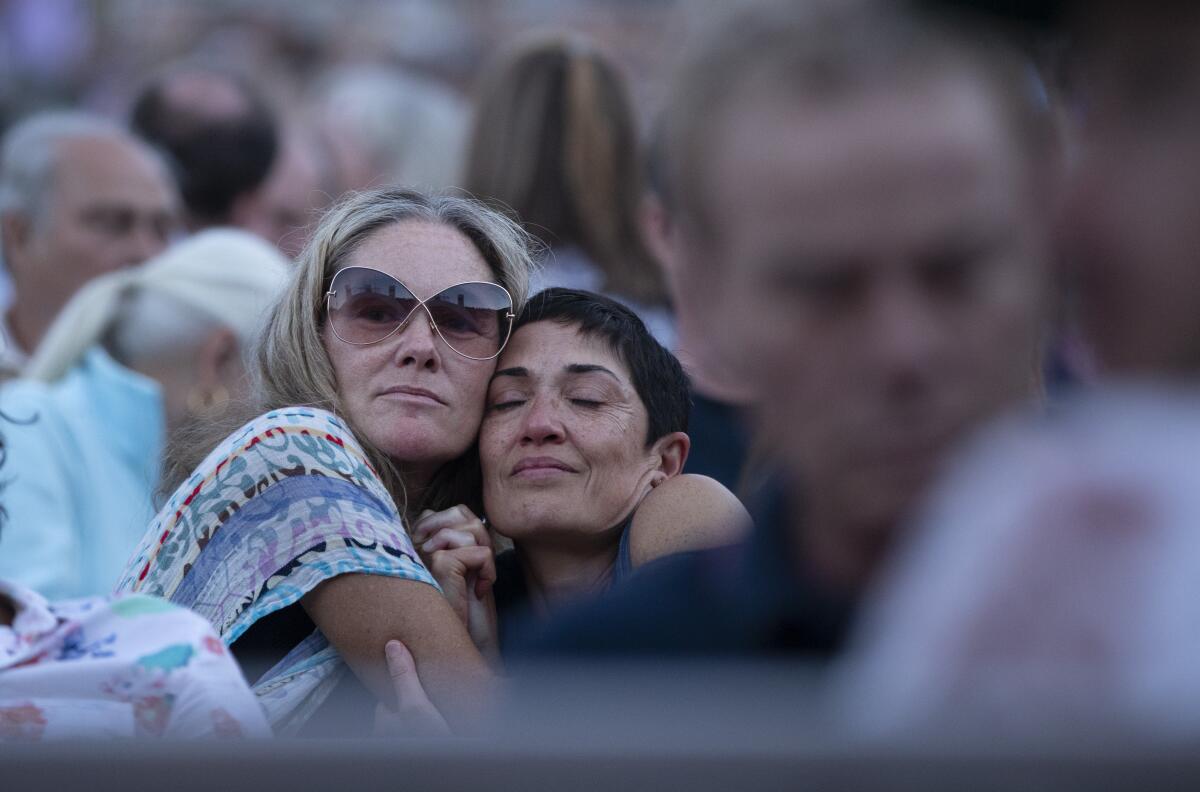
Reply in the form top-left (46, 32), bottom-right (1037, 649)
top-left (629, 474), bottom-right (752, 568)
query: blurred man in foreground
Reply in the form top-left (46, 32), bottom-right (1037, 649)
top-left (0, 112), bottom-right (178, 376)
top-left (511, 0), bottom-right (1057, 658)
top-left (836, 0), bottom-right (1200, 737)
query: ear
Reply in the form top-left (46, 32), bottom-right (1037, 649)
top-left (0, 212), bottom-right (35, 271)
top-left (647, 431), bottom-right (690, 487)
top-left (638, 193), bottom-right (676, 278)
top-left (195, 327), bottom-right (242, 390)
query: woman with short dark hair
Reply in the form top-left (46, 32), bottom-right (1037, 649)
top-left (413, 289), bottom-right (749, 653)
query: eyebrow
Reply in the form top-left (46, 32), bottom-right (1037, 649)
top-left (565, 363), bottom-right (621, 382)
top-left (491, 367), bottom-right (529, 381)
top-left (490, 363), bottom-right (622, 383)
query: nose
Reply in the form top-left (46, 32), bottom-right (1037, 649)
top-left (519, 394), bottom-right (565, 446)
top-left (868, 282), bottom-right (944, 398)
top-left (391, 306), bottom-right (442, 372)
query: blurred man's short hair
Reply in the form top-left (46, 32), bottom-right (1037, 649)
top-left (664, 0), bottom-right (1055, 250)
top-left (0, 111), bottom-right (131, 230)
top-left (131, 67), bottom-right (278, 227)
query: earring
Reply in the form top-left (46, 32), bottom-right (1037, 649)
top-left (186, 384), bottom-right (230, 417)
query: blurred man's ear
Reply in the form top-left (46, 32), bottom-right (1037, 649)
top-left (650, 431), bottom-right (690, 486)
top-left (638, 193), bottom-right (677, 279)
top-left (0, 212), bottom-right (35, 271)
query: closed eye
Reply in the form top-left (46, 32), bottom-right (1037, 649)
top-left (570, 399), bottom-right (603, 408)
top-left (488, 399), bottom-right (526, 412)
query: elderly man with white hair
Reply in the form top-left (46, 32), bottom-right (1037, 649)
top-left (0, 230), bottom-right (288, 599)
top-left (0, 111), bottom-right (179, 376)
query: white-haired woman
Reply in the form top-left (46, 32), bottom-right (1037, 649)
top-left (115, 188), bottom-right (534, 735)
top-left (0, 230), bottom-right (288, 600)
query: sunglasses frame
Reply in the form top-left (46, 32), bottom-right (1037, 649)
top-left (325, 265), bottom-right (516, 361)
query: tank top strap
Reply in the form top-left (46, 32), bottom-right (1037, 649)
top-left (613, 510), bottom-right (637, 584)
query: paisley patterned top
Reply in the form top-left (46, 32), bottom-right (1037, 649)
top-left (0, 580), bottom-right (270, 740)
top-left (114, 407), bottom-right (437, 734)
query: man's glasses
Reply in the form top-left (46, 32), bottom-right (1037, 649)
top-left (325, 266), bottom-right (515, 361)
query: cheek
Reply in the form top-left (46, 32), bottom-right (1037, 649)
top-left (442, 359), bottom-right (494, 420)
top-left (969, 272), bottom-right (1044, 371)
top-left (478, 417), bottom-right (512, 476)
top-left (320, 329), bottom-right (354, 393)
top-left (582, 428), bottom-right (652, 483)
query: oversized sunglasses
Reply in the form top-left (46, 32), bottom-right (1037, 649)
top-left (325, 266), bottom-right (515, 361)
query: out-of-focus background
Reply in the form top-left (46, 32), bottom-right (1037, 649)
top-left (0, 0), bottom-right (682, 133)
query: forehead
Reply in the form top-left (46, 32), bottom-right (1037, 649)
top-left (706, 73), bottom-right (1023, 265)
top-left (497, 321), bottom-right (632, 384)
top-left (345, 219), bottom-right (494, 299)
top-left (53, 136), bottom-right (175, 208)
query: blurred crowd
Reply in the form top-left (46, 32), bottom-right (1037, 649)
top-left (0, 0), bottom-right (1199, 766)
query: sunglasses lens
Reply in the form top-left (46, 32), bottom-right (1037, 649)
top-left (426, 282), bottom-right (513, 359)
top-left (327, 268), bottom-right (418, 344)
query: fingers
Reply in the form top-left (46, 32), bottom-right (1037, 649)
top-left (412, 505), bottom-right (491, 549)
top-left (385, 639), bottom-right (419, 699)
top-left (429, 546), bottom-right (497, 600)
top-left (376, 640), bottom-right (451, 737)
top-left (421, 527), bottom-right (478, 553)
top-left (430, 546), bottom-right (496, 588)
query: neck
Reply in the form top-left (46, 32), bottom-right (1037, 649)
top-left (794, 490), bottom-right (896, 598)
top-left (516, 538), bottom-right (619, 615)
top-left (671, 336), bottom-right (756, 405)
top-left (396, 466), bottom-right (437, 520)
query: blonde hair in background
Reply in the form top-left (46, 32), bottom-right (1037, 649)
top-left (164, 188), bottom-right (537, 519)
top-left (462, 34), bottom-right (665, 307)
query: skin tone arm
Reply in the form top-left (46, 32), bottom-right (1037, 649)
top-left (375, 639), bottom-right (451, 737)
top-left (413, 475), bottom-right (752, 640)
top-left (628, 473), bottom-right (753, 567)
top-left (302, 574), bottom-right (495, 732)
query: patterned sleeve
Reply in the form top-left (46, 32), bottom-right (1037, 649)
top-left (155, 606), bottom-right (274, 738)
top-left (115, 407), bottom-right (438, 644)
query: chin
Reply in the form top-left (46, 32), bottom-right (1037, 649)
top-left (371, 424), bottom-right (471, 468)
top-left (489, 502), bottom-right (568, 540)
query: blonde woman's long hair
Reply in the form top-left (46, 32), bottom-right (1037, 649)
top-left (163, 188), bottom-right (536, 520)
top-left (462, 35), bottom-right (665, 307)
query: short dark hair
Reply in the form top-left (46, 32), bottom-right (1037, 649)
top-left (515, 288), bottom-right (690, 445)
top-left (131, 69), bottom-right (278, 226)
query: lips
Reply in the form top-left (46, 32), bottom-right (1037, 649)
top-left (378, 385), bottom-right (446, 405)
top-left (511, 456), bottom-right (578, 476)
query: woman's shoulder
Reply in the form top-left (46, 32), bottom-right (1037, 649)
top-left (205, 405), bottom-right (368, 465)
top-left (629, 474), bottom-right (752, 568)
top-left (162, 404), bottom-right (386, 516)
top-left (232, 405), bottom-right (353, 438)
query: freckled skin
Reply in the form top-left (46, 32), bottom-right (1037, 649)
top-left (480, 323), bottom-right (665, 546)
top-left (321, 220), bottom-right (500, 475)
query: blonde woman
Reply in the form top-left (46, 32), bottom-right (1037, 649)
top-left (116, 189), bottom-right (535, 735)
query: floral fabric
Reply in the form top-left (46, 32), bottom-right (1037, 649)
top-left (115, 407), bottom-right (438, 734)
top-left (0, 580), bottom-right (269, 740)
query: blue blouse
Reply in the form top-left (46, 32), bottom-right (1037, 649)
top-left (0, 347), bottom-right (164, 599)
